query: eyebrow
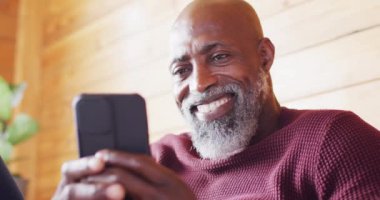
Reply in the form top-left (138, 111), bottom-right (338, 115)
top-left (198, 42), bottom-right (224, 55)
top-left (169, 42), bottom-right (225, 70)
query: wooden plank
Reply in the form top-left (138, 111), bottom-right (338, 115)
top-left (284, 80), bottom-right (380, 130)
top-left (0, 40), bottom-right (14, 82)
top-left (37, 151), bottom-right (76, 177)
top-left (41, 55), bottom-right (172, 108)
top-left (249, 0), bottom-right (309, 18)
top-left (0, 0), bottom-right (19, 16)
top-left (43, 0), bottom-right (129, 45)
top-left (0, 14), bottom-right (17, 39)
top-left (0, 0), bottom-right (18, 39)
top-left (42, 0), bottom-right (176, 69)
top-left (40, 18), bottom-right (172, 116)
top-left (263, 0), bottom-right (380, 56)
top-left (13, 0), bottom-right (44, 199)
top-left (36, 188), bottom-right (57, 200)
top-left (37, 129), bottom-right (77, 159)
top-left (41, 20), bottom-right (172, 101)
top-left (272, 26), bottom-right (380, 102)
top-left (0, 64), bottom-right (13, 82)
top-left (0, 40), bottom-right (15, 71)
top-left (147, 92), bottom-right (188, 135)
top-left (36, 153), bottom-right (76, 199)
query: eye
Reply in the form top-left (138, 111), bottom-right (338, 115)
top-left (172, 65), bottom-right (192, 80)
top-left (211, 53), bottom-right (230, 64)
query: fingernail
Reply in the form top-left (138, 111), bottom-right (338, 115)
top-left (95, 151), bottom-right (109, 161)
top-left (106, 184), bottom-right (125, 200)
top-left (88, 158), bottom-right (103, 171)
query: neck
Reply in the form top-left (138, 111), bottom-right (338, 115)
top-left (252, 94), bottom-right (281, 144)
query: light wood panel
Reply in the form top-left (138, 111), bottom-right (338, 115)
top-left (43, 0), bottom-right (129, 45)
top-left (35, 152), bottom-right (76, 200)
top-left (272, 26), bottom-right (380, 102)
top-left (0, 0), bottom-right (18, 15)
top-left (249, 0), bottom-right (309, 18)
top-left (42, 0), bottom-right (177, 69)
top-left (11, 0), bottom-right (43, 199)
top-left (0, 40), bottom-right (15, 81)
top-left (0, 14), bottom-right (17, 39)
top-left (284, 80), bottom-right (380, 129)
top-left (0, 0), bottom-right (18, 39)
top-left (0, 0), bottom-right (18, 82)
top-left (41, 21), bottom-right (172, 103)
top-left (264, 0), bottom-right (380, 56)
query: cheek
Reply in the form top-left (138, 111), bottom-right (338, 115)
top-left (222, 67), bottom-right (256, 91)
top-left (173, 82), bottom-right (189, 107)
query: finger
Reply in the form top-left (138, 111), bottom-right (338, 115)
top-left (95, 150), bottom-right (168, 183)
top-left (61, 156), bottom-right (105, 182)
top-left (83, 167), bottom-right (161, 199)
top-left (57, 183), bottom-right (125, 200)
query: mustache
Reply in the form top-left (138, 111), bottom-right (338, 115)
top-left (181, 84), bottom-right (242, 112)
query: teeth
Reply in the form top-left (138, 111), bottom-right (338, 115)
top-left (197, 96), bottom-right (230, 113)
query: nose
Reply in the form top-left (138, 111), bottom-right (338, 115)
top-left (189, 62), bottom-right (217, 93)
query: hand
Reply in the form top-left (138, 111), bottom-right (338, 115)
top-left (52, 156), bottom-right (126, 200)
top-left (82, 150), bottom-right (196, 200)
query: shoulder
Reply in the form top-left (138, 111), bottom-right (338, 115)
top-left (283, 108), bottom-right (379, 148)
top-left (150, 133), bottom-right (192, 163)
top-left (284, 108), bottom-right (351, 123)
top-left (316, 110), bottom-right (380, 145)
top-left (310, 110), bottom-right (380, 198)
top-left (0, 158), bottom-right (23, 200)
top-left (283, 108), bottom-right (380, 197)
top-left (280, 108), bottom-right (373, 133)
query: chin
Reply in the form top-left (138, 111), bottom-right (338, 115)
top-left (190, 116), bottom-right (259, 160)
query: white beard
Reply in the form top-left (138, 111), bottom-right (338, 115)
top-left (181, 70), bottom-right (270, 160)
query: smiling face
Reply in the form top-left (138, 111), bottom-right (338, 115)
top-left (169, 0), bottom-right (273, 159)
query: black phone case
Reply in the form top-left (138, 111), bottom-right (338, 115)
top-left (74, 94), bottom-right (150, 157)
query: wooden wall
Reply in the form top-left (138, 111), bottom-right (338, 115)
top-left (9, 0), bottom-right (380, 199)
top-left (0, 0), bottom-right (18, 82)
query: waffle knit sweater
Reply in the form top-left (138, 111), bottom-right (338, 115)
top-left (151, 108), bottom-right (380, 200)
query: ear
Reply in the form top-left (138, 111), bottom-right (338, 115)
top-left (258, 38), bottom-right (275, 71)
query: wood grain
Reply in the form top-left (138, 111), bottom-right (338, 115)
top-left (264, 0), bottom-right (380, 56)
top-left (0, 40), bottom-right (15, 81)
top-left (249, 0), bottom-right (310, 18)
top-left (43, 0), bottom-right (128, 45)
top-left (0, 0), bottom-right (18, 16)
top-left (284, 79), bottom-right (380, 129)
top-left (0, 0), bottom-right (18, 42)
top-left (0, 14), bottom-right (17, 39)
top-left (272, 26), bottom-right (380, 102)
top-left (11, 0), bottom-right (43, 199)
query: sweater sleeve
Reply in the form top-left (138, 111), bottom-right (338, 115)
top-left (315, 111), bottom-right (380, 200)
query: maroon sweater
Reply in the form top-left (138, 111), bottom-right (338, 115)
top-left (151, 108), bottom-right (380, 199)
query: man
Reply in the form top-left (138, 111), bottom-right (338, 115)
top-left (53, 0), bottom-right (380, 199)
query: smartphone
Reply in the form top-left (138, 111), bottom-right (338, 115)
top-left (73, 94), bottom-right (150, 157)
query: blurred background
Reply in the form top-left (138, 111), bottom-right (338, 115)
top-left (0, 0), bottom-right (379, 199)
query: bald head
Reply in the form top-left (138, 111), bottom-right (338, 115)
top-left (172, 0), bottom-right (264, 45)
